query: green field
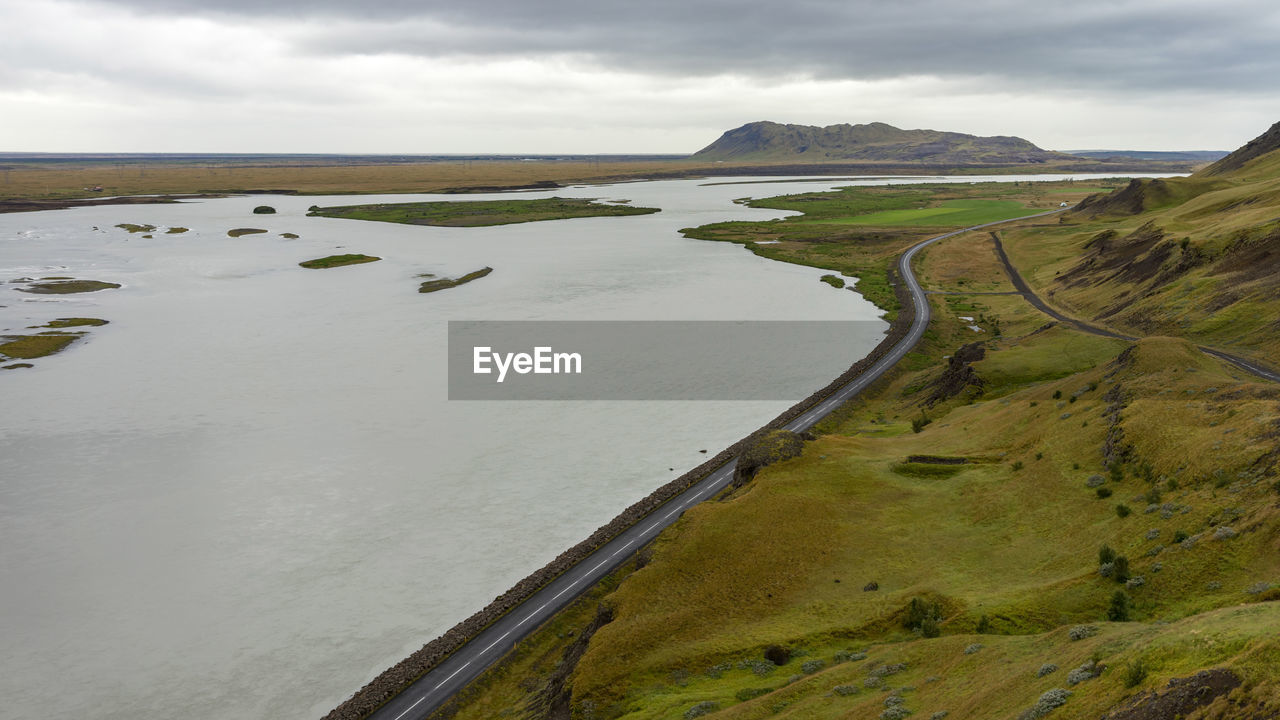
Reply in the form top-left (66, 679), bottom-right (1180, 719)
top-left (682, 181), bottom-right (1110, 316)
top-left (308, 196), bottom-right (660, 227)
top-left (835, 198), bottom-right (1044, 226)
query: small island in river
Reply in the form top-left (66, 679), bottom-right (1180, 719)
top-left (299, 254), bottom-right (381, 269)
top-left (419, 267), bottom-right (492, 293)
top-left (0, 318), bottom-right (109, 366)
top-left (307, 196), bottom-right (659, 227)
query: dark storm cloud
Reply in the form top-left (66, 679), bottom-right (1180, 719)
top-left (85, 0), bottom-right (1280, 92)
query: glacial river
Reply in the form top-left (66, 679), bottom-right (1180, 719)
top-left (0, 174), bottom-right (1120, 719)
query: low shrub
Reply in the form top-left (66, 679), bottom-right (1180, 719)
top-left (705, 662), bottom-right (731, 678)
top-left (1096, 487), bottom-right (1113, 499)
top-left (1037, 663), bottom-right (1059, 677)
top-left (963, 643), bottom-right (984, 655)
top-left (802, 659), bottom-right (825, 674)
top-left (1116, 504), bottom-right (1131, 518)
top-left (1123, 658), bottom-right (1148, 688)
top-left (833, 684), bottom-right (859, 696)
top-left (881, 707), bottom-right (913, 720)
top-left (685, 701), bottom-right (720, 719)
top-left (1112, 556), bottom-right (1131, 583)
top-left (1018, 688), bottom-right (1071, 720)
top-left (1098, 545), bottom-right (1116, 565)
top-left (834, 649), bottom-right (868, 663)
top-left (869, 662), bottom-right (908, 679)
top-left (1108, 590), bottom-right (1133, 621)
top-left (1068, 625), bottom-right (1098, 641)
top-left (736, 687), bottom-right (773, 702)
top-left (739, 658), bottom-right (775, 676)
top-left (904, 597), bottom-right (941, 632)
top-left (1066, 660), bottom-right (1100, 686)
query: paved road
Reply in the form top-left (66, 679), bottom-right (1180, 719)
top-left (365, 208), bottom-right (1280, 720)
top-left (363, 209), bottom-right (1064, 720)
top-left (988, 232), bottom-right (1280, 383)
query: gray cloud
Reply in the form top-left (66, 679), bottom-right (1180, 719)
top-left (83, 0), bottom-right (1280, 92)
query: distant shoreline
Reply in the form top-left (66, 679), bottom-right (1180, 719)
top-left (0, 157), bottom-right (1201, 211)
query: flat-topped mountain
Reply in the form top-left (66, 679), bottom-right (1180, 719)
top-left (693, 120), bottom-right (1069, 164)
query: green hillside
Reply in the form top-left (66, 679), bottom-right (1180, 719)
top-left (1000, 120), bottom-right (1280, 363)
top-left (438, 125), bottom-right (1280, 720)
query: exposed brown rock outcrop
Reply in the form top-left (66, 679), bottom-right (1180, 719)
top-left (925, 342), bottom-right (985, 406)
top-left (1100, 669), bottom-right (1242, 720)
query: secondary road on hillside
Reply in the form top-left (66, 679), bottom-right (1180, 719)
top-left (363, 210), bottom-right (1060, 720)
top-left (363, 208), bottom-right (1278, 720)
top-left (988, 233), bottom-right (1280, 383)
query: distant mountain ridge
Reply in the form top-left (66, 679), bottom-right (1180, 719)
top-left (1065, 150), bottom-right (1228, 163)
top-left (692, 121), bottom-right (1070, 164)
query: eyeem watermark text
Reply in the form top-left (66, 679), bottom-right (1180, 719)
top-left (473, 346), bottom-right (583, 383)
top-left (448, 320), bottom-right (888, 400)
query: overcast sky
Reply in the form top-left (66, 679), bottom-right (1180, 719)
top-left (2, 0), bottom-right (1278, 153)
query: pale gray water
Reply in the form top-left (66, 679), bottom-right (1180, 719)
top-left (0, 174), bottom-right (1143, 719)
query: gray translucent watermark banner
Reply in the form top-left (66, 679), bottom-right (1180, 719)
top-left (448, 320), bottom-right (886, 400)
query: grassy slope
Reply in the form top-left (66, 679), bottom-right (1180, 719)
top-left (308, 197), bottom-right (659, 227)
top-left (442, 175), bottom-right (1280, 720)
top-left (998, 143), bottom-right (1280, 363)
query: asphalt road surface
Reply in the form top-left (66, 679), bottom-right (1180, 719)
top-left (988, 232), bottom-right (1280, 383)
top-left (362, 211), bottom-right (1064, 720)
